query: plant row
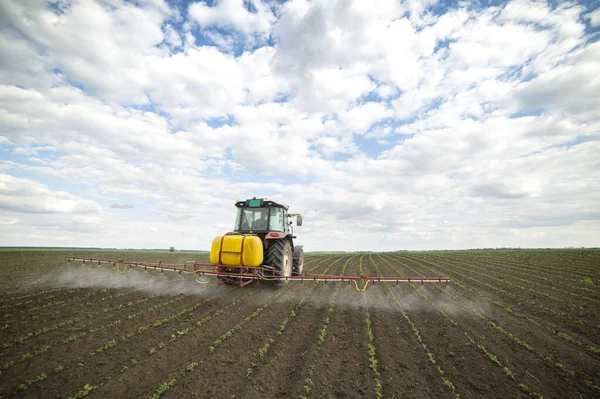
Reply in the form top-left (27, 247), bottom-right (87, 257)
top-left (147, 289), bottom-right (288, 398)
top-left (246, 256), bottom-right (345, 379)
top-left (428, 253), bottom-right (599, 304)
top-left (468, 251), bottom-right (599, 279)
top-left (386, 254), bottom-right (600, 354)
top-left (300, 256), bottom-right (354, 398)
top-left (452, 253), bottom-right (599, 294)
top-left (368, 256), bottom-right (460, 398)
top-left (0, 287), bottom-right (67, 304)
top-left (364, 312), bottom-right (383, 398)
top-left (375, 254), bottom-right (543, 398)
top-left (428, 256), bottom-right (584, 310)
top-left (405, 254), bottom-right (586, 327)
top-left (146, 256), bottom-right (347, 399)
top-left (0, 293), bottom-right (59, 310)
top-left (148, 289), bottom-right (260, 357)
top-left (8, 291), bottom-right (222, 395)
top-left (6, 256), bottom-right (332, 395)
top-left (2, 318), bottom-right (78, 349)
top-left (384, 254), bottom-right (600, 395)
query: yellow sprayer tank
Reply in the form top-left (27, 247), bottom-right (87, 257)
top-left (210, 235), bottom-right (263, 267)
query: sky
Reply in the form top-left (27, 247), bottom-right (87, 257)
top-left (0, 0), bottom-right (599, 251)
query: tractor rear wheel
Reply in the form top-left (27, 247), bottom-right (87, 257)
top-left (293, 250), bottom-right (304, 275)
top-left (266, 239), bottom-right (293, 284)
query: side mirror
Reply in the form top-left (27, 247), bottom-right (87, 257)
top-left (297, 215), bottom-right (303, 227)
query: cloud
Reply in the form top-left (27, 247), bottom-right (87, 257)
top-left (512, 42), bottom-right (600, 121)
top-left (338, 102), bottom-right (392, 134)
top-left (0, 0), bottom-right (598, 250)
top-left (188, 0), bottom-right (276, 36)
top-left (0, 216), bottom-right (20, 225)
top-left (587, 7), bottom-right (600, 28)
top-left (109, 203), bottom-right (134, 209)
top-left (470, 182), bottom-right (530, 200)
top-left (0, 173), bottom-right (101, 214)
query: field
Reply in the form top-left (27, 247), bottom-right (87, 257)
top-left (0, 249), bottom-right (599, 399)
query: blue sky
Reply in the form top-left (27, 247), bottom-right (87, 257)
top-left (0, 0), bottom-right (599, 250)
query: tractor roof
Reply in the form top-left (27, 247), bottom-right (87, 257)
top-left (235, 198), bottom-right (289, 211)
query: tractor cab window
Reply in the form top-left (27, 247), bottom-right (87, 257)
top-left (268, 207), bottom-right (285, 232)
top-left (234, 206), bottom-right (285, 232)
top-left (234, 208), bottom-right (267, 231)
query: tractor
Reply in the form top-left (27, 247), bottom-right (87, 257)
top-left (67, 198), bottom-right (452, 287)
top-left (217, 197), bottom-right (304, 285)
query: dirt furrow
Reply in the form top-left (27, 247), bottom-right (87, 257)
top-left (381, 254), bottom-right (600, 398)
top-left (162, 256), bottom-right (349, 398)
top-left (400, 253), bottom-right (600, 344)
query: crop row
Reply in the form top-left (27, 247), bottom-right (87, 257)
top-left (457, 251), bottom-right (590, 281)
top-left (300, 256), bottom-right (354, 398)
top-left (4, 290), bottom-right (224, 395)
top-left (0, 290), bottom-right (64, 309)
top-left (406, 253), bottom-right (580, 326)
top-left (8, 254), bottom-right (333, 395)
top-left (427, 253), bottom-right (599, 304)
top-left (374, 254), bottom-right (544, 397)
top-left (50, 290), bottom-right (256, 398)
top-left (3, 317), bottom-right (124, 369)
top-left (3, 291), bottom-right (192, 370)
top-left (384, 254), bottom-right (600, 395)
top-left (368, 257), bottom-right (459, 398)
top-left (0, 285), bottom-right (68, 301)
top-left (1, 288), bottom-right (108, 322)
top-left (246, 257), bottom-right (344, 379)
top-left (146, 256), bottom-right (348, 398)
top-left (467, 251), bottom-right (599, 278)
top-left (407, 253), bottom-right (589, 329)
top-left (147, 289), bottom-right (259, 357)
top-left (429, 256), bottom-right (585, 310)
top-left (364, 311), bottom-right (382, 398)
top-left (3, 287), bottom-right (154, 326)
top-left (3, 293), bottom-right (167, 356)
top-left (2, 266), bottom-right (208, 352)
top-left (148, 290), bottom-right (285, 398)
top-left (389, 254), bottom-right (600, 354)
top-left (2, 318), bottom-right (78, 349)
top-left (450, 253), bottom-right (598, 294)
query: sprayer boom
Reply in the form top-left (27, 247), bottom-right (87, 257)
top-left (67, 256), bottom-right (450, 288)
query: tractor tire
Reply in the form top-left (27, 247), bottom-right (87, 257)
top-left (266, 239), bottom-right (293, 284)
top-left (293, 249), bottom-right (304, 275)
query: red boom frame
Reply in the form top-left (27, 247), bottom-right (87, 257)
top-left (67, 256), bottom-right (450, 286)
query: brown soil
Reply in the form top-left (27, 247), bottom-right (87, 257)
top-left (0, 249), bottom-right (599, 399)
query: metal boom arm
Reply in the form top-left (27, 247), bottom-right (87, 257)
top-left (67, 256), bottom-right (450, 286)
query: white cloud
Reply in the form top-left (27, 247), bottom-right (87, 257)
top-left (0, 0), bottom-right (598, 251)
top-left (512, 42), bottom-right (600, 121)
top-left (587, 7), bottom-right (600, 27)
top-left (0, 216), bottom-right (20, 225)
top-left (374, 84), bottom-right (398, 99)
top-left (188, 0), bottom-right (276, 36)
top-left (163, 24), bottom-right (183, 49)
top-left (295, 66), bottom-right (375, 113)
top-left (0, 173), bottom-right (101, 214)
top-left (338, 102), bottom-right (392, 134)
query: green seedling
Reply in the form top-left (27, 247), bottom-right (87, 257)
top-left (150, 379), bottom-right (176, 399)
top-left (69, 383), bottom-right (99, 399)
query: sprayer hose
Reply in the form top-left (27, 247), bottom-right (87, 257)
top-left (117, 262), bottom-right (127, 274)
top-left (181, 270), bottom-right (211, 284)
top-left (353, 280), bottom-right (370, 292)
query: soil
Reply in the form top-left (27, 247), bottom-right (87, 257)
top-left (0, 249), bottom-right (599, 399)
